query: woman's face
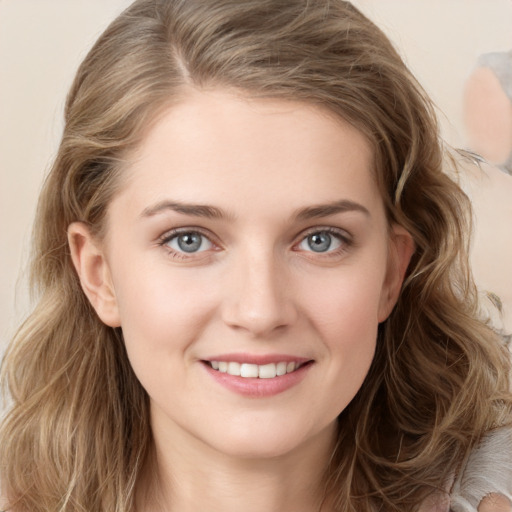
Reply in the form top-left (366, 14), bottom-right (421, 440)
top-left (72, 90), bottom-right (412, 460)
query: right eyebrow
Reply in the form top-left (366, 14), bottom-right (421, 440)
top-left (139, 200), bottom-right (231, 220)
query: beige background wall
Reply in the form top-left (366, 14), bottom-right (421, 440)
top-left (1, 0), bottom-right (512, 350)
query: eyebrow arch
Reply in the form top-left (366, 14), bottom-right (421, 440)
top-left (140, 200), bottom-right (229, 220)
top-left (294, 200), bottom-right (370, 221)
top-left (140, 199), bottom-right (369, 222)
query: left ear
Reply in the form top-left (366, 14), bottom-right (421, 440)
top-left (378, 224), bottom-right (415, 322)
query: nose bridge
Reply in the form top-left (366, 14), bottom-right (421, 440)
top-left (222, 242), bottom-right (297, 336)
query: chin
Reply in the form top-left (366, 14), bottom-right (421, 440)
top-left (200, 416), bottom-right (335, 461)
top-left (217, 436), bottom-right (298, 460)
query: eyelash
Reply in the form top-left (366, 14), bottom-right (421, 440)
top-left (295, 226), bottom-right (353, 259)
top-left (157, 226), bottom-right (353, 261)
top-left (157, 227), bottom-right (218, 260)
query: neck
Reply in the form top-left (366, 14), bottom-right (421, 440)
top-left (136, 418), bottom-right (337, 512)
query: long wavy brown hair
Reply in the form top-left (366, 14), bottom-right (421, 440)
top-left (1, 1), bottom-right (511, 511)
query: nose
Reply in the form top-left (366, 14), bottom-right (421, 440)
top-left (221, 248), bottom-right (298, 337)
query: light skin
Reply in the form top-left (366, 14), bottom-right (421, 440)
top-left (68, 90), bottom-right (509, 512)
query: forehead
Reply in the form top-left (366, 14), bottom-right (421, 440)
top-left (115, 89), bottom-right (382, 219)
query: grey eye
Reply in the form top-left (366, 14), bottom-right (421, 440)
top-left (307, 232), bottom-right (332, 252)
top-left (299, 231), bottom-right (342, 253)
top-left (167, 232), bottom-right (212, 253)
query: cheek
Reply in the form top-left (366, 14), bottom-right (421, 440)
top-left (300, 263), bottom-right (386, 339)
top-left (112, 270), bottom-right (222, 411)
top-left (315, 279), bottom-right (380, 367)
top-left (299, 265), bottom-right (385, 405)
top-left (111, 265), bottom-right (217, 365)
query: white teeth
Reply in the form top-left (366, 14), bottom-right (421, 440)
top-left (209, 360), bottom-right (303, 378)
top-left (276, 362), bottom-right (287, 376)
top-left (240, 363), bottom-right (259, 378)
top-left (227, 362), bottom-right (241, 376)
top-left (259, 363), bottom-right (277, 379)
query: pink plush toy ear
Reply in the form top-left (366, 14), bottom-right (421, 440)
top-left (478, 495), bottom-right (512, 512)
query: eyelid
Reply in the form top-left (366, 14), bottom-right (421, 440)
top-left (296, 226), bottom-right (352, 244)
top-left (157, 226), bottom-right (213, 243)
top-left (156, 225), bottom-right (353, 260)
top-left (157, 226), bottom-right (221, 258)
top-left (292, 226), bottom-right (353, 255)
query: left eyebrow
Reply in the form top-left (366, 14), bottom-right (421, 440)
top-left (293, 199), bottom-right (371, 221)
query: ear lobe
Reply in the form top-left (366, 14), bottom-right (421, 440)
top-left (378, 224), bottom-right (415, 322)
top-left (67, 222), bottom-right (121, 327)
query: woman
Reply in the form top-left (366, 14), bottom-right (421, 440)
top-left (1, 1), bottom-right (511, 511)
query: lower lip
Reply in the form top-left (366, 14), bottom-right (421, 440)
top-left (202, 361), bottom-right (313, 398)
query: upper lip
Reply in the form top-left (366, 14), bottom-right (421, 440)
top-left (202, 353), bottom-right (312, 365)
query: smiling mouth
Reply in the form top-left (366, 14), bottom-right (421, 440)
top-left (204, 360), bottom-right (311, 379)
